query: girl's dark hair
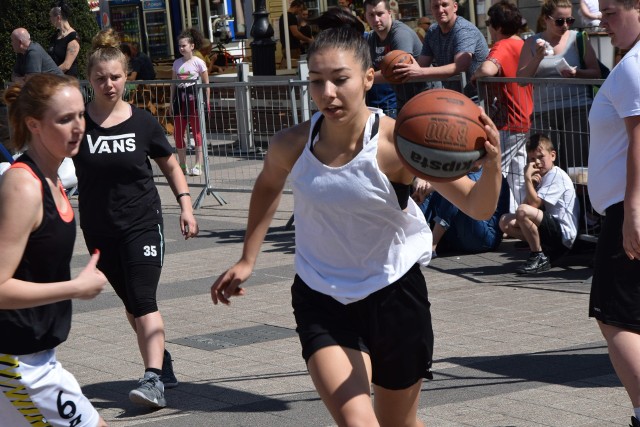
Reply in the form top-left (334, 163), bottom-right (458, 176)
top-left (307, 8), bottom-right (371, 70)
top-left (3, 74), bottom-right (80, 151)
top-left (486, 0), bottom-right (524, 37)
top-left (50, 0), bottom-right (72, 20)
top-left (178, 28), bottom-right (205, 50)
top-left (120, 42), bottom-right (132, 57)
top-left (309, 7), bottom-right (365, 33)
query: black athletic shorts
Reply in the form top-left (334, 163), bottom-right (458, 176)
top-left (292, 263), bottom-right (434, 390)
top-left (83, 223), bottom-right (164, 317)
top-left (539, 211), bottom-right (569, 257)
top-left (590, 202), bottom-right (640, 331)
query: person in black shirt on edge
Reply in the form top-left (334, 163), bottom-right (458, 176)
top-left (0, 74), bottom-right (108, 426)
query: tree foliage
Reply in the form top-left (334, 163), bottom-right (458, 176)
top-left (0, 0), bottom-right (100, 86)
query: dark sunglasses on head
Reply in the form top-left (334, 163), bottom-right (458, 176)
top-left (548, 16), bottom-right (575, 26)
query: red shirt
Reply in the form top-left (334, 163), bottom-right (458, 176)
top-left (486, 37), bottom-right (533, 132)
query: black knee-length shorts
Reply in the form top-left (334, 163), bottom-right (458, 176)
top-left (83, 223), bottom-right (164, 317)
top-left (589, 202), bottom-right (640, 331)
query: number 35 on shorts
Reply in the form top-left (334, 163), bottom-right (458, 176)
top-left (143, 245), bottom-right (157, 257)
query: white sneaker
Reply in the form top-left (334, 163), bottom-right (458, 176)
top-left (191, 165), bottom-right (202, 176)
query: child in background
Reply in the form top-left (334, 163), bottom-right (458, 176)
top-left (170, 28), bottom-right (210, 176)
top-left (500, 133), bottom-right (579, 274)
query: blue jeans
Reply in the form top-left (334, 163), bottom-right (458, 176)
top-left (420, 171), bottom-right (509, 253)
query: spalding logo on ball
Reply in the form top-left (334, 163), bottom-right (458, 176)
top-left (394, 89), bottom-right (487, 182)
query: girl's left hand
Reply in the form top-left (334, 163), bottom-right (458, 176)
top-left (180, 212), bottom-right (199, 239)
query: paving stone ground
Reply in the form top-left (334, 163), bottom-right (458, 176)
top-left (61, 180), bottom-right (630, 427)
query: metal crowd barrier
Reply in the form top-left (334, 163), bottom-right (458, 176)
top-left (1, 71), bottom-right (605, 241)
top-left (476, 75), bottom-right (605, 242)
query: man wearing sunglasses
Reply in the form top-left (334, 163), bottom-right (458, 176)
top-left (516, 0), bottom-right (602, 171)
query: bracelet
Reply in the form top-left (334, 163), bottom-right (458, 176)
top-left (176, 192), bottom-right (191, 202)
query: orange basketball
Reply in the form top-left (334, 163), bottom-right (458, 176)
top-left (379, 50), bottom-right (414, 84)
top-left (394, 89), bottom-right (487, 182)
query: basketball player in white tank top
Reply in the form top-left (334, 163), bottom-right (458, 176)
top-left (211, 11), bottom-right (503, 427)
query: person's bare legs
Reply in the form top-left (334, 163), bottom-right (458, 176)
top-left (126, 310), bottom-right (165, 370)
top-left (307, 346), bottom-right (379, 426)
top-left (373, 380), bottom-right (424, 427)
top-left (307, 346), bottom-right (425, 426)
top-left (515, 204), bottom-right (544, 252)
top-left (598, 321), bottom-right (640, 407)
top-left (500, 213), bottom-right (524, 240)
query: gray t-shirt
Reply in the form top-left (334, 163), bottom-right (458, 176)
top-left (421, 16), bottom-right (488, 92)
top-left (529, 31), bottom-right (591, 112)
top-left (14, 42), bottom-right (63, 78)
top-left (367, 20), bottom-right (435, 109)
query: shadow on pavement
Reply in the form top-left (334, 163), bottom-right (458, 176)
top-left (83, 380), bottom-right (290, 418)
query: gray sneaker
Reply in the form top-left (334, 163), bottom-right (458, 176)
top-left (129, 372), bottom-right (166, 408)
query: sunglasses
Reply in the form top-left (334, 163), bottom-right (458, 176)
top-left (485, 19), bottom-right (491, 27)
top-left (548, 16), bottom-right (575, 26)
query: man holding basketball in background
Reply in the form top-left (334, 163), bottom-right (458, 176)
top-left (393, 0), bottom-right (488, 98)
top-left (363, 0), bottom-right (439, 112)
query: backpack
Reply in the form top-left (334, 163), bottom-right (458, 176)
top-left (576, 31), bottom-right (610, 96)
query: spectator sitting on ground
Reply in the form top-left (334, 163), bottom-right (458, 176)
top-left (413, 168), bottom-right (511, 256)
top-left (499, 134), bottom-right (579, 274)
top-left (392, 0), bottom-right (489, 98)
top-left (414, 16), bottom-right (432, 43)
top-left (472, 0), bottom-right (533, 210)
top-left (11, 27), bottom-right (63, 83)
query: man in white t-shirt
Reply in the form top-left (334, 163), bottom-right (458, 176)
top-left (499, 134), bottom-right (579, 274)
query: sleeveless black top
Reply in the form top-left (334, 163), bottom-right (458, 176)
top-left (48, 31), bottom-right (78, 77)
top-left (0, 154), bottom-right (74, 355)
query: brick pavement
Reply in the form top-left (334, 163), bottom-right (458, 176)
top-left (61, 183), bottom-right (630, 427)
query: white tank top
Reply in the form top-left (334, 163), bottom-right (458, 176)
top-left (290, 109), bottom-right (432, 304)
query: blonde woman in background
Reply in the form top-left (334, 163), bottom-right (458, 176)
top-left (74, 29), bottom-right (199, 409)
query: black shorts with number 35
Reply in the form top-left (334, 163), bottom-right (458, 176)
top-left (83, 223), bottom-right (164, 317)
